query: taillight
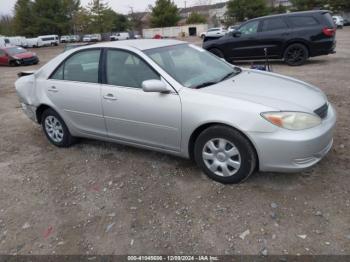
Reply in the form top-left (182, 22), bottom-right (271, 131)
top-left (323, 27), bottom-right (336, 37)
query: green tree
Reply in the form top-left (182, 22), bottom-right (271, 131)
top-left (290, 0), bottom-right (325, 10)
top-left (62, 0), bottom-right (81, 34)
top-left (0, 15), bottom-right (15, 36)
top-left (226, 0), bottom-right (268, 22)
top-left (73, 7), bottom-right (91, 34)
top-left (150, 0), bottom-right (180, 27)
top-left (13, 0), bottom-right (35, 36)
top-left (31, 0), bottom-right (70, 35)
top-left (87, 0), bottom-right (113, 33)
top-left (324, 0), bottom-right (350, 12)
top-left (186, 12), bottom-right (206, 24)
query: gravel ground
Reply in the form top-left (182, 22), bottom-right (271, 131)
top-left (0, 29), bottom-right (349, 255)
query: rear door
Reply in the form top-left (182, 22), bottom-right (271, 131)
top-left (43, 48), bottom-right (106, 136)
top-left (257, 17), bottom-right (290, 58)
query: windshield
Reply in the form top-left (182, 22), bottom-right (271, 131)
top-left (7, 47), bottom-right (26, 55)
top-left (144, 44), bottom-right (241, 88)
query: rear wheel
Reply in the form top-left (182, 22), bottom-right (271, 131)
top-left (284, 43), bottom-right (308, 66)
top-left (194, 125), bottom-right (257, 184)
top-left (41, 109), bottom-right (74, 147)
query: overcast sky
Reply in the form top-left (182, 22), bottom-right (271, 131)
top-left (0, 0), bottom-right (225, 15)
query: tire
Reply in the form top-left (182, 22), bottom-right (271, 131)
top-left (284, 43), bottom-right (309, 66)
top-left (194, 125), bottom-right (257, 184)
top-left (209, 48), bottom-right (225, 59)
top-left (41, 108), bottom-right (74, 147)
top-left (201, 34), bottom-right (205, 39)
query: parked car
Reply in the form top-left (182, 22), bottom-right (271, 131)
top-left (110, 32), bottom-right (130, 41)
top-left (332, 15), bottom-right (344, 28)
top-left (70, 35), bottom-right (80, 42)
top-left (200, 27), bottom-right (227, 39)
top-left (228, 25), bottom-right (240, 32)
top-left (15, 40), bottom-right (336, 184)
top-left (63, 43), bottom-right (89, 52)
top-left (38, 35), bottom-right (59, 46)
top-left (203, 10), bottom-right (337, 66)
top-left (91, 34), bottom-right (101, 42)
top-left (82, 34), bottom-right (92, 42)
top-left (0, 46), bottom-right (39, 66)
top-left (60, 35), bottom-right (71, 43)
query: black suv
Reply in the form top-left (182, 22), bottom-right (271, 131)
top-left (203, 11), bottom-right (336, 66)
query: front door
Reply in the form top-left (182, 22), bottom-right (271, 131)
top-left (224, 20), bottom-right (262, 59)
top-left (101, 49), bottom-right (182, 151)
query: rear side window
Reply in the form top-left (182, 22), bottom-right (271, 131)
top-left (322, 12), bottom-right (335, 27)
top-left (262, 18), bottom-right (288, 31)
top-left (51, 49), bottom-right (101, 83)
top-left (289, 16), bottom-right (319, 27)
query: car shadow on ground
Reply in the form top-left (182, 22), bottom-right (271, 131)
top-left (75, 137), bottom-right (303, 186)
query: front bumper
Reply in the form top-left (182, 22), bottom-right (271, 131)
top-left (249, 104), bottom-right (336, 172)
top-left (13, 56), bottom-right (39, 66)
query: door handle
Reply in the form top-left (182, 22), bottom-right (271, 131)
top-left (103, 94), bottom-right (117, 100)
top-left (48, 86), bottom-right (58, 92)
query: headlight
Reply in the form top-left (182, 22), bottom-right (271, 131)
top-left (12, 56), bottom-right (20, 60)
top-left (261, 112), bottom-right (321, 130)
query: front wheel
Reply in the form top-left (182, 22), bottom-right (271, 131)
top-left (284, 43), bottom-right (308, 66)
top-left (194, 126), bottom-right (257, 184)
top-left (41, 109), bottom-right (75, 147)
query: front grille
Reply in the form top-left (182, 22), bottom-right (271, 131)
top-left (314, 103), bottom-right (328, 119)
top-left (23, 57), bottom-right (35, 62)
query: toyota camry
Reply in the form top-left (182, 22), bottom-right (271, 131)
top-left (15, 40), bottom-right (336, 183)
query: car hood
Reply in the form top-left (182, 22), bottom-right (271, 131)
top-left (12, 52), bottom-right (34, 59)
top-left (200, 69), bottom-right (327, 112)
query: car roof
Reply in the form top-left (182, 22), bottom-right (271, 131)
top-left (248, 10), bottom-right (331, 21)
top-left (85, 39), bottom-right (186, 51)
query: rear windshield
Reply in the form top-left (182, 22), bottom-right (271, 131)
top-left (6, 47), bottom-right (26, 55)
top-left (322, 12), bottom-right (335, 27)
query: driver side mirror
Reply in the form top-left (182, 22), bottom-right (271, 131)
top-left (232, 31), bottom-right (242, 37)
top-left (142, 79), bottom-right (172, 93)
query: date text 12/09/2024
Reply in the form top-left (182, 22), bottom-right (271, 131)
top-left (127, 256), bottom-right (219, 261)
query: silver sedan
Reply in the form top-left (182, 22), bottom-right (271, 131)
top-left (15, 40), bottom-right (336, 183)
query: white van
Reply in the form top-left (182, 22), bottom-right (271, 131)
top-left (8, 37), bottom-right (22, 46)
top-left (26, 38), bottom-right (44, 48)
top-left (0, 37), bottom-right (5, 47)
top-left (38, 35), bottom-right (59, 46)
top-left (91, 34), bottom-right (101, 42)
top-left (110, 32), bottom-right (130, 41)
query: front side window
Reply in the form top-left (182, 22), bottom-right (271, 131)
top-left (51, 49), bottom-right (100, 83)
top-left (239, 21), bottom-right (260, 35)
top-left (145, 44), bottom-right (241, 89)
top-left (262, 18), bottom-right (288, 31)
top-left (106, 49), bottom-right (159, 88)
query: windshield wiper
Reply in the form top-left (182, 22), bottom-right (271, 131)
top-left (192, 81), bottom-right (218, 89)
